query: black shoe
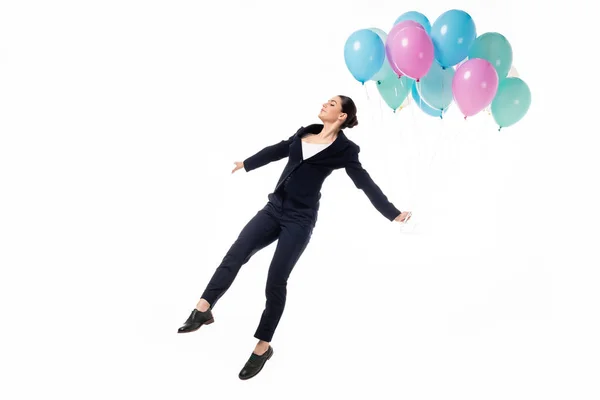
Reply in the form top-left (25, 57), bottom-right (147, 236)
top-left (238, 345), bottom-right (274, 380)
top-left (177, 308), bottom-right (214, 333)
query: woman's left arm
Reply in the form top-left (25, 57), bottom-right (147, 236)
top-left (344, 145), bottom-right (402, 221)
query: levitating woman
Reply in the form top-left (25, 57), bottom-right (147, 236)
top-left (177, 95), bottom-right (412, 380)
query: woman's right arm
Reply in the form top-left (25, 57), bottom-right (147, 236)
top-left (242, 131), bottom-right (298, 172)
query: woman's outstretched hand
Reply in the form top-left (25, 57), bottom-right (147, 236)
top-left (394, 211), bottom-right (412, 223)
top-left (232, 161), bottom-right (244, 174)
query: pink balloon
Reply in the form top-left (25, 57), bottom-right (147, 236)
top-left (452, 58), bottom-right (499, 118)
top-left (385, 25), bottom-right (434, 80)
top-left (383, 22), bottom-right (425, 78)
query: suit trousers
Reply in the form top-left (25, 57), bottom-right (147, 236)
top-left (201, 191), bottom-right (316, 342)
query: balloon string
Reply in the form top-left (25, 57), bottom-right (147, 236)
top-left (417, 80), bottom-right (422, 111)
top-left (370, 83), bottom-right (376, 125)
top-left (427, 77), bottom-right (445, 168)
top-left (428, 115), bottom-right (442, 169)
top-left (411, 80), bottom-right (424, 209)
top-left (378, 87), bottom-right (383, 122)
top-left (363, 82), bottom-right (378, 125)
top-left (409, 83), bottom-right (418, 158)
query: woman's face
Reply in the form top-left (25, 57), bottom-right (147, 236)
top-left (318, 96), bottom-right (346, 125)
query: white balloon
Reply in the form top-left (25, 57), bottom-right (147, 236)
top-left (507, 65), bottom-right (519, 78)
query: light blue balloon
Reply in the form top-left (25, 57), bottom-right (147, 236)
top-left (418, 61), bottom-right (455, 110)
top-left (431, 9), bottom-right (477, 68)
top-left (393, 11), bottom-right (431, 34)
top-left (368, 27), bottom-right (395, 83)
top-left (344, 29), bottom-right (386, 84)
top-left (411, 83), bottom-right (448, 118)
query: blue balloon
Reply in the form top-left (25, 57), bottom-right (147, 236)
top-left (418, 61), bottom-right (455, 110)
top-left (393, 11), bottom-right (431, 34)
top-left (344, 29), bottom-right (385, 84)
top-left (411, 83), bottom-right (449, 118)
top-left (431, 9), bottom-right (477, 68)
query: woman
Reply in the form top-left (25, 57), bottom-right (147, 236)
top-left (177, 95), bottom-right (412, 380)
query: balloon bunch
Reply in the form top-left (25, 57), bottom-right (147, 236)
top-left (343, 9), bottom-right (531, 130)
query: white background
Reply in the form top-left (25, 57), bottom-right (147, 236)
top-left (1, 0), bottom-right (597, 398)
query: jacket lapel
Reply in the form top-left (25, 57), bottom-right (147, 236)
top-left (291, 124), bottom-right (350, 163)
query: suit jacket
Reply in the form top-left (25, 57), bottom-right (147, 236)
top-left (243, 124), bottom-right (401, 221)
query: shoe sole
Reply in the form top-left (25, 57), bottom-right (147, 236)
top-left (177, 318), bottom-right (214, 334)
top-left (238, 349), bottom-right (274, 380)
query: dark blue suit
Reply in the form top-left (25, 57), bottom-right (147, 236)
top-left (201, 124), bottom-right (401, 341)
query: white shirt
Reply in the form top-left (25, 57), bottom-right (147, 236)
top-left (301, 141), bottom-right (332, 160)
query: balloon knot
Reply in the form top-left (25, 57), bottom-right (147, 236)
top-left (464, 116), bottom-right (467, 120)
top-left (498, 126), bottom-right (502, 132)
top-left (416, 78), bottom-right (420, 83)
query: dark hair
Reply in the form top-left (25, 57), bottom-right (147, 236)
top-left (338, 95), bottom-right (358, 129)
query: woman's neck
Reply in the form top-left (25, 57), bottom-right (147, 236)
top-left (318, 122), bottom-right (341, 140)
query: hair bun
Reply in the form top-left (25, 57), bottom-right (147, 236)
top-left (344, 115), bottom-right (358, 129)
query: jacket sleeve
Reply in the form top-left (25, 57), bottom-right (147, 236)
top-left (243, 131), bottom-right (299, 172)
top-left (344, 145), bottom-right (401, 221)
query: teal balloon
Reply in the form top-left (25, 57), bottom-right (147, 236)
top-left (411, 83), bottom-right (448, 118)
top-left (491, 77), bottom-right (531, 130)
top-left (368, 27), bottom-right (395, 83)
top-left (468, 32), bottom-right (513, 79)
top-left (393, 11), bottom-right (431, 34)
top-left (344, 29), bottom-right (386, 84)
top-left (417, 61), bottom-right (455, 110)
top-left (377, 75), bottom-right (415, 112)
